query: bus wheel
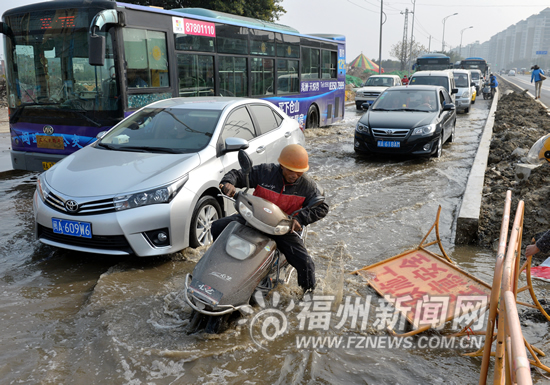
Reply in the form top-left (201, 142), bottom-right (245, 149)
top-left (306, 105), bottom-right (319, 129)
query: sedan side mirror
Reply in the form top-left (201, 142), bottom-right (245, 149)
top-left (224, 137), bottom-right (249, 153)
top-left (443, 103), bottom-right (456, 111)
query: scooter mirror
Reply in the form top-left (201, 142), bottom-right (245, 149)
top-left (238, 150), bottom-right (253, 174)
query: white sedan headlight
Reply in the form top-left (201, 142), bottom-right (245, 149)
top-left (37, 173), bottom-right (51, 201)
top-left (113, 174), bottom-right (188, 211)
top-left (412, 124), bottom-right (436, 136)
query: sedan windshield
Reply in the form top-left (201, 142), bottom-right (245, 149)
top-left (372, 90), bottom-right (438, 112)
top-left (363, 77), bottom-right (393, 87)
top-left (98, 108), bottom-right (221, 153)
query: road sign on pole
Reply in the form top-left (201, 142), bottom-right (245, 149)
top-left (536, 51), bottom-right (548, 55)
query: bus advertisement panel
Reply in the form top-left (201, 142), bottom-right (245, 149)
top-left (1, 1), bottom-right (345, 171)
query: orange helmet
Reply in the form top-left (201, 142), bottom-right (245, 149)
top-left (278, 144), bottom-right (309, 172)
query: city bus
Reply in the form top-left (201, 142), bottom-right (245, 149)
top-left (0, 1), bottom-right (346, 171)
top-left (459, 57), bottom-right (489, 77)
top-left (414, 53), bottom-right (452, 72)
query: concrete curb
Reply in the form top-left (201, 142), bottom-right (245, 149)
top-left (455, 88), bottom-right (499, 244)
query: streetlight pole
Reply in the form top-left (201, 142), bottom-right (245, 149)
top-left (407, 0), bottom-right (416, 76)
top-left (378, 0), bottom-right (384, 74)
top-left (459, 26), bottom-right (473, 58)
top-left (441, 13), bottom-right (458, 52)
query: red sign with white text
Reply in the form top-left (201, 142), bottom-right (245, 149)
top-left (183, 18), bottom-right (216, 37)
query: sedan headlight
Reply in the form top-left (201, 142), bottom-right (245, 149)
top-left (37, 173), bottom-right (51, 201)
top-left (356, 122), bottom-right (370, 134)
top-left (412, 124), bottom-right (437, 136)
top-left (113, 174), bottom-right (188, 211)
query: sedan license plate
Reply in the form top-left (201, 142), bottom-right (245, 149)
top-left (52, 218), bottom-right (92, 238)
top-left (189, 278), bottom-right (223, 305)
top-left (377, 140), bottom-right (400, 148)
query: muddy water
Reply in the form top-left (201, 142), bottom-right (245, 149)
top-left (1, 100), bottom-right (549, 384)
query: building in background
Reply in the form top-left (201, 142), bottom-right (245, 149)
top-left (454, 8), bottom-right (550, 71)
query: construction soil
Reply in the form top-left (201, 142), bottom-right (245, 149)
top-left (477, 80), bottom-right (550, 261)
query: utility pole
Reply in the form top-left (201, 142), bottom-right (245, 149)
top-left (407, 0), bottom-right (416, 76)
top-left (400, 8), bottom-right (410, 70)
top-left (378, 0), bottom-right (384, 74)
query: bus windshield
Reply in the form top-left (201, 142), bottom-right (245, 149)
top-left (4, 8), bottom-right (118, 111)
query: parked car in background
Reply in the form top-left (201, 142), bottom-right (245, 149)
top-left (408, 70), bottom-right (458, 103)
top-left (470, 69), bottom-right (483, 93)
top-left (33, 97), bottom-right (305, 257)
top-left (355, 75), bottom-right (402, 110)
top-left (508, 70), bottom-right (516, 76)
top-left (354, 85), bottom-right (457, 158)
top-left (451, 69), bottom-right (474, 113)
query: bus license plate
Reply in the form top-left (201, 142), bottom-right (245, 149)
top-left (377, 140), bottom-right (400, 148)
top-left (52, 218), bottom-right (92, 238)
top-left (42, 161), bottom-right (56, 170)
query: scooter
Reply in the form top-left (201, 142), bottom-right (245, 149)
top-left (482, 80), bottom-right (492, 100)
top-left (183, 150), bottom-right (325, 333)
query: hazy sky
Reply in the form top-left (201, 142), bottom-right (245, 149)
top-left (279, 0), bottom-right (549, 62)
top-left (1, 0), bottom-right (549, 63)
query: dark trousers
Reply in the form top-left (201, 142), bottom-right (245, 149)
top-left (211, 214), bottom-right (316, 291)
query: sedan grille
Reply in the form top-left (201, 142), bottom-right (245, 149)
top-left (360, 92), bottom-right (380, 97)
top-left (37, 224), bottom-right (133, 253)
top-left (372, 128), bottom-right (410, 139)
top-left (45, 191), bottom-right (116, 216)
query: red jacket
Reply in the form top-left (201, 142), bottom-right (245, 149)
top-left (221, 163), bottom-right (328, 226)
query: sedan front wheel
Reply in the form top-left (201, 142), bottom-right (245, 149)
top-left (189, 196), bottom-right (222, 248)
top-left (432, 136), bottom-right (443, 158)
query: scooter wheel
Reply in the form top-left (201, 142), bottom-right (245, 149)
top-left (187, 310), bottom-right (207, 333)
top-left (205, 314), bottom-right (230, 334)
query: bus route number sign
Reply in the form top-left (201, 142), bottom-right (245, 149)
top-left (172, 17), bottom-right (216, 37)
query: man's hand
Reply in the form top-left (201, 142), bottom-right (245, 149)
top-left (526, 244), bottom-right (540, 257)
top-left (291, 218), bottom-right (302, 232)
top-left (219, 182), bottom-right (236, 197)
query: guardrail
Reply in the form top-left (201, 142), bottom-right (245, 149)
top-left (478, 192), bottom-right (533, 384)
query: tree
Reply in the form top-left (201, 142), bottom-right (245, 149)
top-left (128, 0), bottom-right (286, 21)
top-left (390, 41), bottom-right (428, 71)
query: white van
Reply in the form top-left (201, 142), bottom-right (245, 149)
top-left (450, 69), bottom-right (474, 113)
top-left (355, 74), bottom-right (402, 110)
top-left (469, 69), bottom-right (483, 93)
top-left (409, 71), bottom-right (458, 104)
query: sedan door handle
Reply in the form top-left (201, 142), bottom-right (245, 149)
top-left (256, 146), bottom-right (265, 153)
top-left (284, 132), bottom-right (291, 138)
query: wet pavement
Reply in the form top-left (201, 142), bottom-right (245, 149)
top-left (1, 99), bottom-right (549, 383)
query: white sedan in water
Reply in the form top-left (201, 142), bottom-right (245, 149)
top-left (33, 97), bottom-right (305, 257)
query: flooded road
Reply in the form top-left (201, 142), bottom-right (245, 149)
top-left (1, 98), bottom-right (549, 384)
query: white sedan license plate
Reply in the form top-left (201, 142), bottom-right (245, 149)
top-left (377, 140), bottom-right (400, 148)
top-left (52, 218), bottom-right (92, 238)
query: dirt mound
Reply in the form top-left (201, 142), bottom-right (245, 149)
top-left (478, 82), bottom-right (550, 261)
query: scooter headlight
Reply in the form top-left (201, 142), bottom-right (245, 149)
top-left (226, 235), bottom-right (256, 260)
top-left (274, 219), bottom-right (292, 234)
top-left (238, 201), bottom-right (254, 219)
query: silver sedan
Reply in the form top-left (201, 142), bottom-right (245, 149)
top-left (33, 97), bottom-right (305, 256)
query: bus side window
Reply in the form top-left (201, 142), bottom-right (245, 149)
top-left (123, 28), bottom-right (169, 89)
